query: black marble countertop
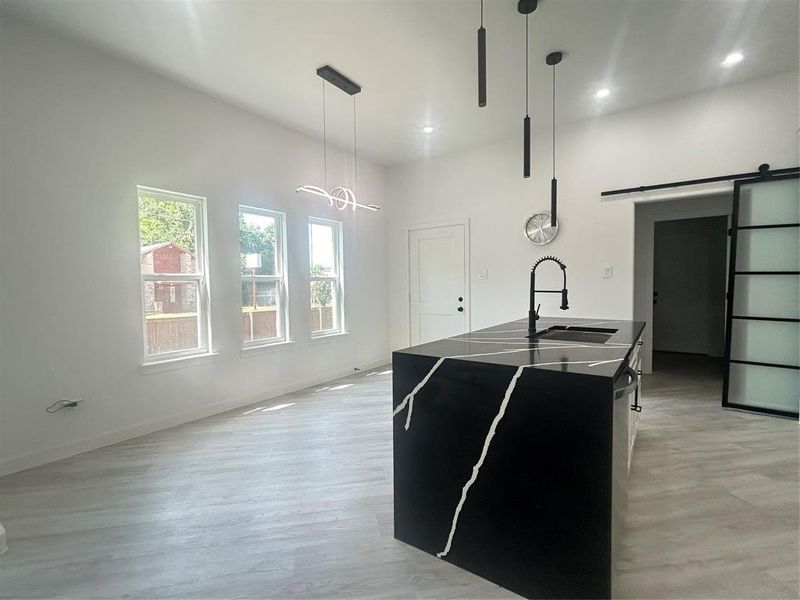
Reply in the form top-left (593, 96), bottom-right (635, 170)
top-left (394, 317), bottom-right (646, 378)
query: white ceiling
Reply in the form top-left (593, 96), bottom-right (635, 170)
top-left (2, 0), bottom-right (798, 165)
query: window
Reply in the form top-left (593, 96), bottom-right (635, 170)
top-left (239, 206), bottom-right (289, 347)
top-left (309, 217), bottom-right (344, 337)
top-left (138, 186), bottom-right (211, 361)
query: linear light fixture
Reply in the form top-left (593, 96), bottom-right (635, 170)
top-left (296, 65), bottom-right (380, 213)
top-left (547, 51), bottom-right (563, 227)
top-left (519, 0), bottom-right (537, 178)
top-left (478, 0), bottom-right (486, 107)
top-left (296, 185), bottom-right (380, 212)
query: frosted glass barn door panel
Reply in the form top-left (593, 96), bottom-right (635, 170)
top-left (728, 363), bottom-right (799, 414)
top-left (724, 173), bottom-right (799, 418)
top-left (737, 178), bottom-right (800, 226)
top-left (735, 228), bottom-right (800, 272)
top-left (729, 320), bottom-right (800, 366)
top-left (731, 275), bottom-right (800, 319)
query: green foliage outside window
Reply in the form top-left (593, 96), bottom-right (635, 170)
top-left (138, 195), bottom-right (196, 252)
top-left (310, 265), bottom-right (333, 308)
top-left (239, 214), bottom-right (276, 276)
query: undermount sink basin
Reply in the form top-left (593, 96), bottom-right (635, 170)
top-left (529, 326), bottom-right (618, 344)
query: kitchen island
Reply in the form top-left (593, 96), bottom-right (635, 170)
top-left (392, 317), bottom-right (645, 599)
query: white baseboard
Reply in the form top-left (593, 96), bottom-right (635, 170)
top-left (0, 356), bottom-right (391, 477)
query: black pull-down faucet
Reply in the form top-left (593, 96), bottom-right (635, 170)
top-left (528, 255), bottom-right (569, 335)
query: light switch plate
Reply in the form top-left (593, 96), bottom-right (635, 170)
top-left (478, 269), bottom-right (489, 281)
top-left (603, 266), bottom-right (613, 278)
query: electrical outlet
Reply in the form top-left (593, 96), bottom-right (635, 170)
top-left (603, 266), bottom-right (613, 278)
top-left (478, 269), bottom-right (489, 281)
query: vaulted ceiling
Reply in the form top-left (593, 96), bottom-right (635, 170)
top-left (3, 0), bottom-right (798, 164)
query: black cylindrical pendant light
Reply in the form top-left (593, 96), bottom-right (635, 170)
top-left (478, 0), bottom-right (486, 107)
top-left (519, 1), bottom-right (537, 178)
top-left (546, 51), bottom-right (563, 227)
top-left (524, 115), bottom-right (531, 177)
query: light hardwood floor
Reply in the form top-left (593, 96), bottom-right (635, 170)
top-left (0, 356), bottom-right (797, 599)
top-left (617, 353), bottom-right (799, 599)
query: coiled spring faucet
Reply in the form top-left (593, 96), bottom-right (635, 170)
top-left (528, 255), bottom-right (569, 335)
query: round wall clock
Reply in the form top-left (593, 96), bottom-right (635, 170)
top-left (524, 211), bottom-right (559, 245)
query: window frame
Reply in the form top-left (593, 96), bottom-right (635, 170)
top-left (239, 205), bottom-right (290, 349)
top-left (137, 186), bottom-right (212, 364)
top-left (309, 216), bottom-right (345, 338)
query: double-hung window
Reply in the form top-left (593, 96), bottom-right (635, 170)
top-left (239, 206), bottom-right (289, 347)
top-left (137, 186), bottom-right (211, 362)
top-left (309, 217), bottom-right (344, 337)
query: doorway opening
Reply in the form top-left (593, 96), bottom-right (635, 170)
top-left (633, 193), bottom-right (732, 381)
top-left (652, 215), bottom-right (728, 375)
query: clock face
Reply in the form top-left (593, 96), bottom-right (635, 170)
top-left (524, 212), bottom-right (559, 245)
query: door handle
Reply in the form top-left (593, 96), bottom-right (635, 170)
top-left (458, 297), bottom-right (463, 302)
top-left (457, 307), bottom-right (464, 312)
top-left (614, 366), bottom-right (639, 399)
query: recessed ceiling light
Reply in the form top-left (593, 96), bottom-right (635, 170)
top-left (423, 126), bottom-right (434, 134)
top-left (722, 51), bottom-right (744, 67)
top-left (595, 88), bottom-right (610, 99)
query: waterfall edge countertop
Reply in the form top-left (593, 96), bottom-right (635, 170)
top-left (394, 317), bottom-right (646, 378)
top-left (392, 316), bottom-right (647, 599)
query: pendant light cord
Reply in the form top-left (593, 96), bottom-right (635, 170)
top-left (353, 94), bottom-right (358, 197)
top-left (525, 14), bottom-right (529, 116)
top-left (322, 80), bottom-right (328, 190)
top-left (552, 63), bottom-right (556, 178)
top-left (480, 0), bottom-right (483, 27)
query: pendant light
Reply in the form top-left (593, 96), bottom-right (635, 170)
top-left (518, 0), bottom-right (537, 178)
top-left (296, 65), bottom-right (380, 212)
top-left (478, 0), bottom-right (486, 107)
top-left (546, 51), bottom-right (563, 227)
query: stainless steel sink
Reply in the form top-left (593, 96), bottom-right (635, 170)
top-left (529, 326), bottom-right (618, 344)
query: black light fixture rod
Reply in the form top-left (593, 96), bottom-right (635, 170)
top-left (523, 13), bottom-right (530, 178)
top-left (518, 1), bottom-right (537, 179)
top-left (524, 116), bottom-right (531, 178)
top-left (552, 58), bottom-right (556, 179)
top-left (551, 59), bottom-right (556, 225)
top-left (546, 51), bottom-right (563, 226)
top-left (478, 0), bottom-right (486, 108)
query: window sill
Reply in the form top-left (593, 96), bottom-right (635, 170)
top-left (240, 340), bottom-right (295, 356)
top-left (310, 331), bottom-right (349, 344)
top-left (140, 351), bottom-right (219, 374)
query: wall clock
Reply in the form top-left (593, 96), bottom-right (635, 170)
top-left (524, 211), bottom-right (559, 245)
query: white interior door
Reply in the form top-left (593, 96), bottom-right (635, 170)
top-left (409, 222), bottom-right (468, 346)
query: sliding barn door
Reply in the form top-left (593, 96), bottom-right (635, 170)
top-left (723, 173), bottom-right (799, 418)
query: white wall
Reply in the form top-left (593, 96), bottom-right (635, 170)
top-left (386, 70), bottom-right (799, 350)
top-left (0, 19), bottom-right (390, 475)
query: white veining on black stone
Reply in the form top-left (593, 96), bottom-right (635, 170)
top-left (393, 346), bottom-right (626, 430)
top-left (437, 365), bottom-right (526, 558)
top-left (434, 356), bottom-right (624, 557)
top-left (397, 357), bottom-right (445, 430)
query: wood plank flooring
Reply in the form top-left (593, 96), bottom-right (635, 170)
top-left (616, 353), bottom-right (799, 599)
top-left (0, 354), bottom-right (797, 599)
